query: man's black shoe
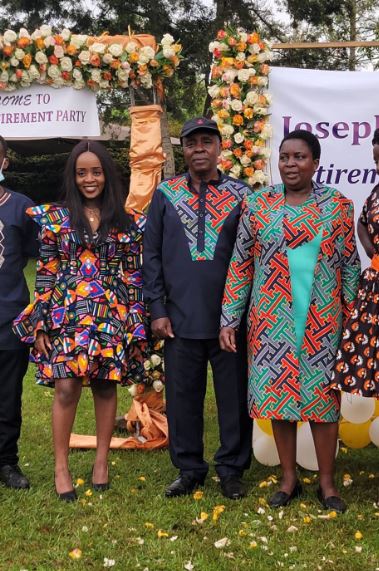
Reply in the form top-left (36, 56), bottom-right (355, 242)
top-left (220, 475), bottom-right (246, 499)
top-left (165, 475), bottom-right (204, 498)
top-left (0, 464), bottom-right (30, 489)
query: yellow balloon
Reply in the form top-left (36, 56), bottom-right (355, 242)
top-left (339, 419), bottom-right (372, 449)
top-left (256, 419), bottom-right (273, 436)
top-left (374, 399), bottom-right (379, 418)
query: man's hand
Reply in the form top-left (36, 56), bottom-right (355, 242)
top-left (35, 330), bottom-right (52, 358)
top-left (151, 317), bottom-right (175, 339)
top-left (219, 326), bottom-right (237, 353)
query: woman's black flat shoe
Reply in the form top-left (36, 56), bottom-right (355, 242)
top-left (92, 465), bottom-right (110, 492)
top-left (57, 489), bottom-right (77, 502)
top-left (317, 487), bottom-right (346, 513)
top-left (269, 481), bottom-right (302, 508)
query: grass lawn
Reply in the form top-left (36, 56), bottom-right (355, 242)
top-left (1, 262), bottom-right (378, 571)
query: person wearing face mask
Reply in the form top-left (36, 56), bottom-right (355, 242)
top-left (220, 129), bottom-right (361, 513)
top-left (0, 135), bottom-right (38, 490)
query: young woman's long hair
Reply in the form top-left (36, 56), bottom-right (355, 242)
top-left (62, 140), bottom-right (131, 243)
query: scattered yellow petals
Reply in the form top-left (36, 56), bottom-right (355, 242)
top-left (302, 478), bottom-right (311, 484)
top-left (340, 447), bottom-right (348, 454)
top-left (212, 505), bottom-right (225, 522)
top-left (258, 497), bottom-right (268, 506)
top-left (84, 489), bottom-right (92, 497)
top-left (238, 529), bottom-right (247, 537)
top-left (138, 476), bottom-right (146, 481)
top-left (144, 522), bottom-right (154, 529)
top-left (355, 531), bottom-right (363, 541)
top-left (198, 512), bottom-right (209, 523)
top-left (300, 503), bottom-right (307, 510)
top-left (249, 541), bottom-right (258, 549)
top-left (193, 490), bottom-right (204, 500)
top-left (368, 473), bottom-right (375, 479)
top-left (303, 516), bottom-right (311, 524)
top-left (157, 529), bottom-right (169, 538)
top-left (328, 511), bottom-right (337, 519)
top-left (259, 481), bottom-right (268, 488)
top-left (68, 548), bottom-right (82, 560)
top-left (75, 478), bottom-right (84, 486)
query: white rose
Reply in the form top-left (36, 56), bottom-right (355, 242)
top-left (40, 24), bottom-right (52, 37)
top-left (260, 147), bottom-right (271, 158)
top-left (231, 99), bottom-right (243, 112)
top-left (71, 34), bottom-right (88, 49)
top-left (28, 65), bottom-right (40, 80)
top-left (163, 46), bottom-right (175, 59)
top-left (244, 91), bottom-right (258, 106)
top-left (9, 73), bottom-right (17, 83)
top-left (239, 32), bottom-right (248, 42)
top-left (10, 57), bottom-right (19, 67)
top-left (263, 92), bottom-right (272, 105)
top-left (90, 69), bottom-right (102, 82)
top-left (254, 106), bottom-right (269, 115)
top-left (153, 380), bottom-right (164, 393)
top-left (102, 53), bottom-right (113, 64)
top-left (0, 38), bottom-right (3, 50)
top-left (234, 132), bottom-right (244, 144)
top-left (53, 45), bottom-right (64, 59)
top-left (121, 61), bottom-right (131, 70)
top-left (222, 98), bottom-right (231, 110)
top-left (125, 41), bottom-right (138, 53)
top-left (0, 71), bottom-right (9, 82)
top-left (258, 77), bottom-right (268, 86)
top-left (35, 51), bottom-right (48, 64)
top-left (90, 42), bottom-right (106, 54)
top-left (209, 41), bottom-right (221, 53)
top-left (140, 73), bottom-right (153, 88)
top-left (31, 29), bottom-right (42, 40)
top-left (150, 354), bottom-right (161, 367)
top-left (248, 43), bottom-right (261, 55)
top-left (138, 53), bottom-right (150, 65)
top-left (117, 69), bottom-right (130, 82)
top-left (219, 43), bottom-right (229, 52)
top-left (44, 36), bottom-right (55, 48)
top-left (251, 170), bottom-right (267, 185)
top-left (108, 43), bottom-right (123, 57)
top-left (257, 52), bottom-right (268, 62)
top-left (52, 77), bottom-right (64, 87)
top-left (128, 384), bottom-right (138, 397)
top-left (221, 124), bottom-right (234, 136)
top-left (47, 64), bottom-right (60, 79)
top-left (140, 45), bottom-right (155, 59)
top-left (237, 68), bottom-right (251, 82)
top-left (3, 30), bottom-right (17, 43)
top-left (73, 68), bottom-right (83, 80)
top-left (235, 52), bottom-right (246, 61)
top-left (161, 33), bottom-right (174, 46)
top-left (222, 69), bottom-right (238, 83)
top-left (60, 56), bottom-right (73, 71)
top-left (20, 70), bottom-right (31, 85)
top-left (143, 360), bottom-right (152, 371)
top-left (207, 84), bottom-right (220, 98)
top-left (14, 48), bottom-right (25, 60)
top-left (99, 80), bottom-right (110, 89)
top-left (61, 28), bottom-right (71, 41)
top-left (73, 80), bottom-right (85, 89)
top-left (78, 50), bottom-right (90, 64)
top-left (221, 150), bottom-right (233, 159)
top-left (18, 28), bottom-right (30, 39)
top-left (230, 164), bottom-right (241, 178)
top-left (240, 154), bottom-right (251, 166)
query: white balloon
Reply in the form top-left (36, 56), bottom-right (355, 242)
top-left (369, 416), bottom-right (379, 446)
top-left (296, 422), bottom-right (319, 471)
top-left (296, 422), bottom-right (339, 471)
top-left (253, 434), bottom-right (280, 466)
top-left (341, 393), bottom-right (375, 424)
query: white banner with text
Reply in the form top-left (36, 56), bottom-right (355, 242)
top-left (0, 84), bottom-right (100, 138)
top-left (269, 66), bottom-right (379, 266)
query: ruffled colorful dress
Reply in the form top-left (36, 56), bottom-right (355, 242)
top-left (331, 184), bottom-right (379, 398)
top-left (13, 204), bottom-right (146, 387)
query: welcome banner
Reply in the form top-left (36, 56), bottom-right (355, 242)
top-left (269, 66), bottom-right (379, 266)
top-left (0, 84), bottom-right (100, 138)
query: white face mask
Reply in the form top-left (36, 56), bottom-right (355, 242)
top-left (0, 158), bottom-right (5, 183)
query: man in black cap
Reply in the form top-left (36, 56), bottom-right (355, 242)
top-left (143, 117), bottom-right (252, 499)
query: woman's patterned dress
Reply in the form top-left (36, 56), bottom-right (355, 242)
top-left (221, 183), bottom-right (361, 422)
top-left (331, 184), bottom-right (379, 398)
top-left (13, 204), bottom-right (146, 387)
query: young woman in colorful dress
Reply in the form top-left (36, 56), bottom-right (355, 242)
top-left (14, 141), bottom-right (146, 501)
top-left (220, 130), bottom-right (361, 513)
top-left (332, 128), bottom-right (379, 399)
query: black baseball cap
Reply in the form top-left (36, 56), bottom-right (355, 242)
top-left (180, 117), bottom-right (222, 141)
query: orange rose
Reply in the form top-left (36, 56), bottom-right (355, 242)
top-left (222, 139), bottom-right (232, 149)
top-left (2, 45), bottom-right (14, 57)
top-left (253, 121), bottom-right (264, 133)
top-left (66, 44), bottom-right (77, 56)
top-left (221, 159), bottom-right (233, 171)
top-left (236, 42), bottom-right (247, 52)
top-left (244, 140), bottom-right (253, 150)
top-left (54, 35), bottom-right (64, 45)
top-left (217, 30), bottom-right (227, 40)
top-left (162, 65), bottom-right (174, 77)
top-left (258, 94), bottom-right (267, 105)
top-left (248, 76), bottom-right (259, 86)
top-left (211, 99), bottom-right (223, 109)
top-left (129, 52), bottom-right (139, 63)
top-left (74, 60), bottom-right (82, 67)
top-left (15, 69), bottom-right (23, 79)
top-left (230, 83), bottom-right (241, 98)
top-left (221, 57), bottom-right (234, 67)
top-left (244, 167), bottom-right (254, 177)
top-left (245, 150), bottom-right (253, 158)
top-left (136, 384), bottom-right (145, 394)
top-left (233, 148), bottom-right (243, 158)
top-left (103, 71), bottom-right (112, 81)
top-left (170, 55), bottom-right (180, 66)
top-left (138, 64), bottom-right (147, 75)
top-left (35, 37), bottom-right (45, 50)
top-left (17, 37), bottom-right (30, 48)
top-left (211, 66), bottom-right (223, 79)
top-left (244, 108), bottom-right (254, 119)
top-left (218, 109), bottom-right (230, 119)
top-left (232, 114), bottom-right (244, 126)
top-left (228, 37), bottom-right (237, 47)
top-left (254, 160), bottom-right (265, 170)
top-left (260, 64), bottom-right (269, 75)
top-left (234, 60), bottom-right (245, 70)
top-left (22, 54), bottom-right (32, 69)
top-left (219, 86), bottom-right (230, 97)
top-left (89, 54), bottom-right (101, 66)
top-left (110, 59), bottom-right (121, 69)
top-left (149, 59), bottom-right (159, 68)
top-left (247, 33), bottom-right (259, 44)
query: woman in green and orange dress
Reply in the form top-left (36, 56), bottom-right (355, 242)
top-left (220, 130), bottom-right (361, 512)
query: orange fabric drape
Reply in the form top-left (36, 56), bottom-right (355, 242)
top-left (87, 34), bottom-right (157, 50)
top-left (125, 104), bottom-right (165, 212)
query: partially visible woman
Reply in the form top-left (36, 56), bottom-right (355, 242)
top-left (220, 130), bottom-right (361, 512)
top-left (332, 128), bottom-right (379, 399)
top-left (13, 141), bottom-right (146, 501)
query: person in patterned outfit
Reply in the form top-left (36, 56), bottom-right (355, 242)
top-left (220, 130), bottom-right (360, 512)
top-left (332, 128), bottom-right (379, 399)
top-left (143, 117), bottom-right (252, 499)
top-left (0, 135), bottom-right (38, 491)
top-left (13, 141), bottom-right (146, 501)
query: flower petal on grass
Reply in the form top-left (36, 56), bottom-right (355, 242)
top-left (68, 548), bottom-right (82, 560)
top-left (103, 558), bottom-right (116, 567)
top-left (157, 529), bottom-right (169, 538)
top-left (193, 490), bottom-right (204, 500)
top-left (144, 522), bottom-right (154, 529)
top-left (355, 531), bottom-right (363, 540)
top-left (184, 562), bottom-right (194, 570)
top-left (286, 526), bottom-right (298, 533)
top-left (214, 537), bottom-right (230, 549)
